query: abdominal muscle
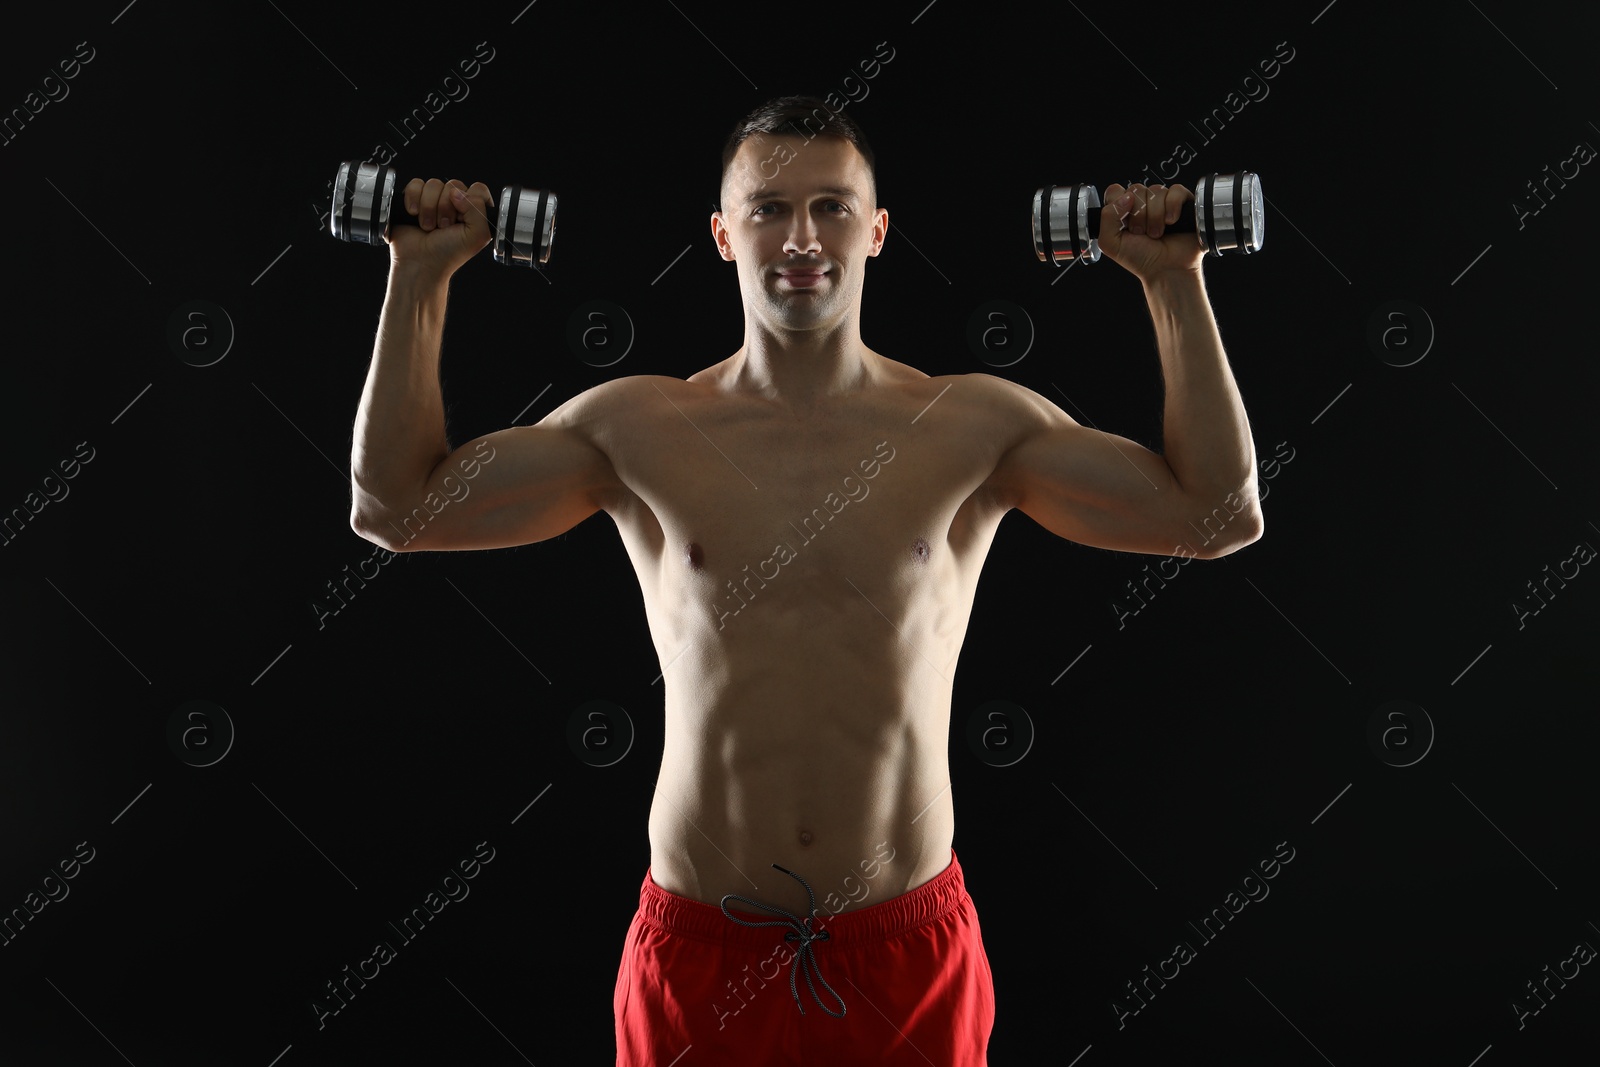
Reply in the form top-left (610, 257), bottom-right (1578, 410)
top-left (645, 633), bottom-right (958, 921)
top-left (610, 368), bottom-right (1005, 923)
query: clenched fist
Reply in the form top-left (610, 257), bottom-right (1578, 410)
top-left (388, 177), bottom-right (496, 281)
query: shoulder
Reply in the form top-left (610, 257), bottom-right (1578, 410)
top-left (685, 360), bottom-right (729, 386)
top-left (905, 371), bottom-right (1067, 437)
top-left (939, 374), bottom-right (1082, 514)
top-left (959, 372), bottom-right (1059, 415)
top-left (533, 375), bottom-right (705, 461)
top-left (529, 375), bottom-right (705, 515)
top-left (539, 374), bottom-right (698, 424)
top-left (585, 373), bottom-right (699, 399)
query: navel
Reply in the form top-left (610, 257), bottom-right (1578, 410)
top-left (798, 829), bottom-right (814, 847)
top-left (912, 537), bottom-right (931, 563)
top-left (685, 542), bottom-right (704, 569)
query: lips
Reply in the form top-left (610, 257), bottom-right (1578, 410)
top-left (777, 269), bottom-right (828, 288)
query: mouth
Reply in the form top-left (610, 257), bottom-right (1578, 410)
top-left (776, 270), bottom-right (828, 289)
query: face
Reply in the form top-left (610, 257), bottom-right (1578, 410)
top-left (711, 135), bottom-right (888, 331)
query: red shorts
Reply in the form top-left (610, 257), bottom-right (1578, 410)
top-left (614, 847), bottom-right (994, 1066)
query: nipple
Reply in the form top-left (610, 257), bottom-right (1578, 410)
top-left (912, 537), bottom-right (930, 563)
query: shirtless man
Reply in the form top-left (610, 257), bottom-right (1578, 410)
top-left (348, 96), bottom-right (1262, 1065)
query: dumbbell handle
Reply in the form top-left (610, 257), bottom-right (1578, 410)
top-left (329, 160), bottom-right (556, 268)
top-left (1033, 171), bottom-right (1263, 264)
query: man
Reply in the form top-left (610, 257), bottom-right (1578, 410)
top-left (348, 95), bottom-right (1262, 1065)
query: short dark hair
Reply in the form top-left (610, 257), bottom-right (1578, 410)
top-left (716, 95), bottom-right (877, 213)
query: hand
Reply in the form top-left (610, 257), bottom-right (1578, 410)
top-left (387, 177), bottom-right (496, 281)
top-left (1096, 182), bottom-right (1206, 281)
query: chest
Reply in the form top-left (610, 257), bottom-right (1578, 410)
top-left (604, 389), bottom-right (1003, 589)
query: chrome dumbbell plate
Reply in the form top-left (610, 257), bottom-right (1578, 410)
top-left (1032, 183), bottom-right (1104, 265)
top-left (494, 184), bottom-right (557, 268)
top-left (330, 161), bottom-right (397, 247)
top-left (1194, 171), bottom-right (1264, 256)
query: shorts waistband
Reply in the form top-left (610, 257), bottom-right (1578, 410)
top-left (635, 847), bottom-right (966, 949)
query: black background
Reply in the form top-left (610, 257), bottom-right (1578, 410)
top-left (3, 1), bottom-right (1598, 1063)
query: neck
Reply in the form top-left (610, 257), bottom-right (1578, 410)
top-left (731, 319), bottom-right (875, 413)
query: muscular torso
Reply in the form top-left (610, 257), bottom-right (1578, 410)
top-left (594, 358), bottom-right (1015, 921)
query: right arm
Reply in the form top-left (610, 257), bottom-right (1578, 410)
top-left (350, 370), bottom-right (624, 553)
top-left (347, 177), bottom-right (623, 553)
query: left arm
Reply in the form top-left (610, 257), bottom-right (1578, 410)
top-left (1120, 181), bottom-right (1262, 556)
top-left (1141, 265), bottom-right (1262, 556)
top-left (984, 181), bottom-right (1262, 560)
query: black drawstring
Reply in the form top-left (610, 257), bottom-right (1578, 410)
top-left (720, 864), bottom-right (847, 1017)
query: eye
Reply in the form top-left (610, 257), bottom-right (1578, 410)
top-left (752, 201), bottom-right (850, 217)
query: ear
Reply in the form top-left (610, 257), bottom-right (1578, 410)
top-left (868, 207), bottom-right (889, 257)
top-left (710, 211), bottom-right (735, 261)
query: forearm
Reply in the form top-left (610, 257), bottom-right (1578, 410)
top-left (350, 265), bottom-right (453, 524)
top-left (1144, 268), bottom-right (1259, 515)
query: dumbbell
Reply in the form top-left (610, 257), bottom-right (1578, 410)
top-left (327, 160), bottom-right (557, 267)
top-left (1032, 171), bottom-right (1264, 265)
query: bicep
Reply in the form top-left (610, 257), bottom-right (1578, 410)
top-left (990, 413), bottom-right (1199, 557)
top-left (371, 418), bottom-right (620, 553)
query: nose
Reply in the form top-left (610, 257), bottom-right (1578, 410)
top-left (783, 213), bottom-right (822, 257)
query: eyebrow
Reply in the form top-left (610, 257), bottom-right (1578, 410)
top-left (742, 186), bottom-right (861, 205)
